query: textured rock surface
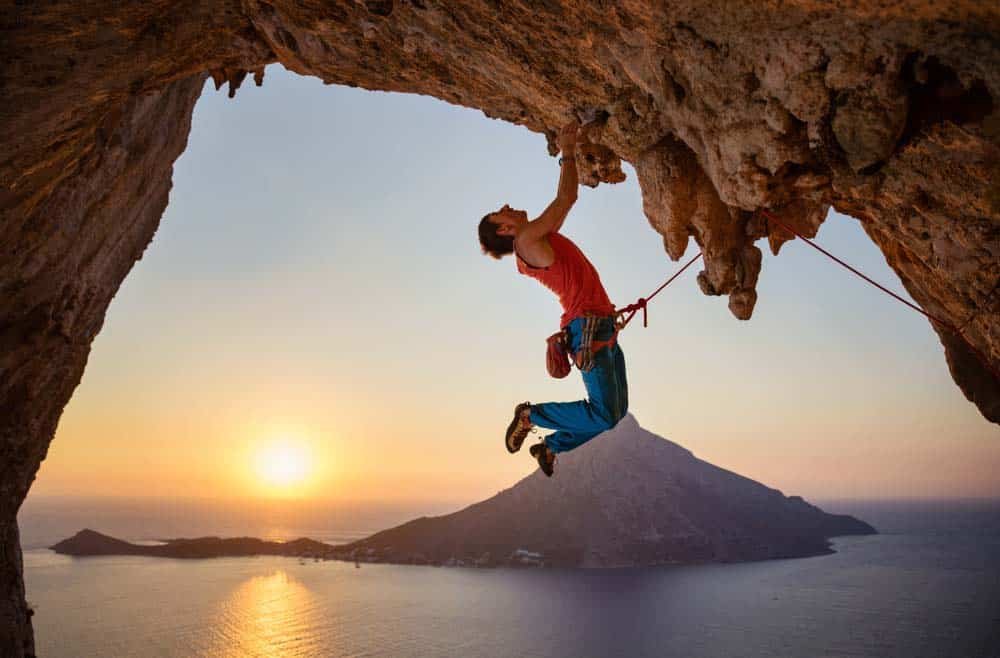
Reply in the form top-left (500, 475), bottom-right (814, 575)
top-left (2, 2), bottom-right (999, 654)
top-left (341, 415), bottom-right (876, 567)
top-left (1, 68), bottom-right (204, 654)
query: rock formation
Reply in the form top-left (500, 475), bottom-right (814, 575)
top-left (1, 2), bottom-right (998, 654)
top-left (339, 415), bottom-right (876, 567)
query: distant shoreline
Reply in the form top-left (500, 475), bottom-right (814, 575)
top-left (50, 523), bottom-right (875, 569)
top-left (48, 529), bottom-right (556, 567)
top-left (51, 529), bottom-right (355, 562)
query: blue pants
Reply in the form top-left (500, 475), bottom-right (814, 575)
top-left (529, 316), bottom-right (628, 453)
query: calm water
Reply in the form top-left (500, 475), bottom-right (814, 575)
top-left (21, 499), bottom-right (1000, 657)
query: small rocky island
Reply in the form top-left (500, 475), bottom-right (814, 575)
top-left (50, 530), bottom-right (335, 560)
top-left (53, 416), bottom-right (875, 567)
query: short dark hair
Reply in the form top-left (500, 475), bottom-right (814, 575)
top-left (478, 212), bottom-right (514, 259)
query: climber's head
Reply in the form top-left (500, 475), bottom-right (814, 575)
top-left (479, 204), bottom-right (528, 259)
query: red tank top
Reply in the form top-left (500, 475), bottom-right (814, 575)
top-left (516, 233), bottom-right (615, 327)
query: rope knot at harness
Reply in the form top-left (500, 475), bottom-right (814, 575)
top-left (615, 297), bottom-right (648, 329)
top-left (636, 297), bottom-right (647, 326)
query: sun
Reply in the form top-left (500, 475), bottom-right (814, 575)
top-left (254, 439), bottom-right (312, 493)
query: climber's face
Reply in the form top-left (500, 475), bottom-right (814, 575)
top-left (478, 204), bottom-right (529, 259)
top-left (490, 204), bottom-right (528, 236)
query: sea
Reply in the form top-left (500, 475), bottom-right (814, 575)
top-left (18, 497), bottom-right (1000, 658)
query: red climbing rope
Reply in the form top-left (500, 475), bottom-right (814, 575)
top-left (611, 209), bottom-right (996, 381)
top-left (616, 251), bottom-right (703, 329)
top-left (760, 209), bottom-right (999, 381)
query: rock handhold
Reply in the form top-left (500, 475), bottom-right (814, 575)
top-left (572, 121), bottom-right (627, 187)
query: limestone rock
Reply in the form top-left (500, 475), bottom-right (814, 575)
top-left (832, 87), bottom-right (909, 172)
top-left (2, 3), bottom-right (1000, 654)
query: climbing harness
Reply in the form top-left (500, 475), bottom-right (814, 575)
top-left (576, 315), bottom-right (617, 372)
top-left (546, 315), bottom-right (623, 378)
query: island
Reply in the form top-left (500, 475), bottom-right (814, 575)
top-left (52, 415), bottom-right (875, 568)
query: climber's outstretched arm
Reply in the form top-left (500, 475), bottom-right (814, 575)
top-left (515, 122), bottom-right (580, 262)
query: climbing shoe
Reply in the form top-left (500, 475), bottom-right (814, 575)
top-left (529, 442), bottom-right (555, 477)
top-left (505, 402), bottom-right (533, 453)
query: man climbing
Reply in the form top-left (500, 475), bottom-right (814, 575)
top-left (478, 120), bottom-right (628, 477)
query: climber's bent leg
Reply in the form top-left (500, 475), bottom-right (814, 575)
top-left (530, 400), bottom-right (613, 435)
top-left (541, 428), bottom-right (603, 454)
top-left (529, 316), bottom-right (629, 449)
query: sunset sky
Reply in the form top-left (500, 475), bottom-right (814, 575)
top-left (28, 65), bottom-right (1000, 507)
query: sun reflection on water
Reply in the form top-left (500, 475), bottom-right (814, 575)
top-left (208, 570), bottom-right (323, 657)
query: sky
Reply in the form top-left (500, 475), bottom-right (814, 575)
top-left (27, 65), bottom-right (1000, 507)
